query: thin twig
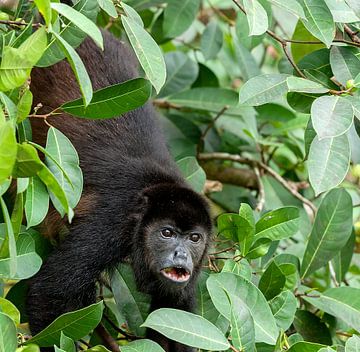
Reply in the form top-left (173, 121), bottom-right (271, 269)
top-left (95, 323), bottom-right (120, 352)
top-left (198, 152), bottom-right (317, 215)
top-left (254, 166), bottom-right (265, 212)
top-left (329, 262), bottom-right (339, 287)
top-left (229, 345), bottom-right (241, 352)
top-left (0, 19), bottom-right (41, 28)
top-left (197, 105), bottom-right (229, 156)
top-left (344, 24), bottom-right (360, 44)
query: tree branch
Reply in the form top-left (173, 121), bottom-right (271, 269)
top-left (198, 152), bottom-right (317, 215)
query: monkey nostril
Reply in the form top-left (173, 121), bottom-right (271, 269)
top-left (174, 250), bottom-right (187, 259)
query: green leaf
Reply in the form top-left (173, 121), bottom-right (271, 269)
top-left (25, 176), bottom-right (49, 228)
top-left (235, 11), bottom-right (264, 50)
top-left (111, 264), bottom-right (150, 337)
top-left (0, 312), bottom-right (17, 352)
top-left (269, 290), bottom-right (297, 330)
top-left (98, 0), bottom-right (118, 18)
top-left (61, 78), bottom-right (152, 119)
top-left (287, 342), bottom-right (326, 352)
top-left (201, 21), bottom-right (223, 60)
top-left (121, 3), bottom-right (142, 26)
top-left (159, 52), bottom-right (198, 98)
top-left (34, 0), bottom-right (52, 26)
top-left (217, 213), bottom-right (254, 255)
top-left (268, 0), bottom-right (305, 18)
top-left (258, 261), bottom-right (286, 300)
top-left (291, 21), bottom-right (325, 64)
top-left (12, 143), bottom-right (43, 178)
top-left (330, 46), bottom-right (360, 86)
top-left (286, 77), bottom-right (328, 94)
top-left (17, 89), bottom-right (33, 123)
top-left (27, 302), bottom-right (104, 346)
top-left (246, 238), bottom-right (272, 259)
top-left (228, 294), bottom-right (255, 352)
top-left (0, 233), bottom-right (42, 280)
top-left (332, 231), bottom-right (355, 283)
top-left (177, 157), bottom-right (206, 193)
top-left (303, 287), bottom-right (360, 332)
top-left (293, 310), bottom-right (332, 345)
top-left (345, 335), bottom-right (360, 352)
top-left (52, 32), bottom-right (93, 107)
top-left (324, 0), bottom-right (359, 23)
top-left (307, 134), bottom-right (350, 195)
top-left (142, 308), bottom-right (230, 351)
top-left (60, 332), bottom-right (75, 352)
top-left (50, 3), bottom-right (103, 50)
top-left (255, 207), bottom-right (300, 241)
top-left (0, 297), bottom-right (20, 324)
top-left (311, 95), bottom-right (354, 139)
top-left (299, 0), bottom-right (335, 48)
top-left (163, 0), bottom-right (201, 38)
top-left (243, 0), bottom-right (268, 36)
top-left (45, 127), bottom-right (83, 211)
top-left (121, 339), bottom-right (165, 352)
top-left (239, 74), bottom-right (289, 106)
top-left (37, 164), bottom-right (73, 221)
top-left (38, 0), bottom-right (100, 67)
top-left (0, 27), bottom-right (47, 91)
top-left (207, 272), bottom-right (278, 344)
top-left (122, 15), bottom-right (166, 93)
top-left (168, 88), bottom-right (238, 112)
top-left (301, 188), bottom-right (353, 278)
top-left (234, 43), bottom-right (260, 82)
top-left (0, 122), bottom-right (17, 183)
top-left (0, 197), bottom-right (17, 277)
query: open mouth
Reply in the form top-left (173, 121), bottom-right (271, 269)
top-left (160, 266), bottom-right (191, 283)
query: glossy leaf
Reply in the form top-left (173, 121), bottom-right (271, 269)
top-left (201, 21), bottom-right (223, 60)
top-left (0, 312), bottom-right (17, 352)
top-left (121, 339), bottom-right (165, 352)
top-left (0, 122), bottom-right (17, 183)
top-left (255, 207), bottom-right (300, 241)
top-left (34, 0), bottom-right (52, 26)
top-left (269, 290), bottom-right (297, 330)
top-left (45, 127), bottom-right (83, 212)
top-left (12, 143), bottom-right (43, 178)
top-left (286, 77), bottom-right (328, 94)
top-left (299, 0), bottom-right (335, 48)
top-left (308, 134), bottom-right (350, 195)
top-left (61, 78), bottom-right (152, 119)
top-left (269, 0), bottom-right (305, 18)
top-left (17, 89), bottom-right (33, 123)
top-left (25, 176), bottom-right (49, 228)
top-left (303, 287), bottom-right (360, 332)
top-left (243, 0), bottom-right (268, 36)
top-left (60, 332), bottom-right (75, 352)
top-left (207, 272), bottom-right (278, 344)
top-left (142, 308), bottom-right (230, 350)
top-left (239, 74), bottom-right (289, 106)
top-left (159, 52), bottom-right (198, 98)
top-left (311, 95), bottom-right (353, 139)
top-left (122, 16), bottom-right (166, 93)
top-left (345, 335), bottom-right (360, 352)
top-left (98, 0), bottom-right (118, 18)
top-left (50, 3), bottom-right (103, 49)
top-left (163, 0), bottom-right (201, 38)
top-left (258, 261), bottom-right (286, 300)
top-left (28, 302), bottom-right (104, 346)
top-left (52, 32), bottom-right (93, 107)
top-left (177, 157), bottom-right (206, 193)
top-left (301, 188), bottom-right (353, 278)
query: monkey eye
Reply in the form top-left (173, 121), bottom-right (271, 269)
top-left (189, 233), bottom-right (201, 242)
top-left (161, 228), bottom-right (174, 238)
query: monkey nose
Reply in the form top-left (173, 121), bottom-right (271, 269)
top-left (174, 249), bottom-right (187, 260)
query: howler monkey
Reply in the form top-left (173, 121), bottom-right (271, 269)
top-left (27, 31), bottom-right (212, 352)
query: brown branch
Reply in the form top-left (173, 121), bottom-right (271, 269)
top-left (200, 161), bottom-right (258, 189)
top-left (0, 20), bottom-right (41, 28)
top-left (95, 323), bottom-right (120, 352)
top-left (254, 167), bottom-right (265, 212)
top-left (344, 24), bottom-right (360, 44)
top-left (198, 152), bottom-right (317, 215)
top-left (197, 105), bottom-right (229, 156)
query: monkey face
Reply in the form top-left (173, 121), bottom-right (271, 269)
top-left (145, 222), bottom-right (208, 287)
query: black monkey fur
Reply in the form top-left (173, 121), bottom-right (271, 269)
top-left (27, 31), bottom-right (212, 352)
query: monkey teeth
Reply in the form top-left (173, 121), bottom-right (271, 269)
top-left (161, 267), bottom-right (190, 283)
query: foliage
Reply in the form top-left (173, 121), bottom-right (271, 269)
top-left (0, 0), bottom-right (359, 351)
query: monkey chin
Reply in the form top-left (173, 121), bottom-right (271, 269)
top-left (160, 266), bottom-right (191, 284)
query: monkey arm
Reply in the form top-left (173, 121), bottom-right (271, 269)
top-left (26, 216), bottom-right (124, 336)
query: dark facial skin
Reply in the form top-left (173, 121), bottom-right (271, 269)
top-left (145, 223), bottom-right (207, 288)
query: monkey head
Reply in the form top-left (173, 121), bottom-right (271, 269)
top-left (132, 183), bottom-right (212, 293)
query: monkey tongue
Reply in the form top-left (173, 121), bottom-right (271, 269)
top-left (161, 267), bottom-right (190, 283)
